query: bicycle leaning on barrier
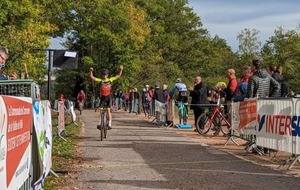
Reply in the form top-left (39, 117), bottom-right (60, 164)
top-left (195, 89), bottom-right (231, 137)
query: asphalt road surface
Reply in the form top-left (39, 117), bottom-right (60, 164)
top-left (76, 110), bottom-right (300, 190)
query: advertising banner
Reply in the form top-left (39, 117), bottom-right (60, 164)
top-left (58, 101), bottom-right (65, 134)
top-left (0, 95), bottom-right (32, 190)
top-left (293, 98), bottom-right (300, 154)
top-left (32, 100), bottom-right (53, 189)
top-left (231, 98), bottom-right (257, 136)
top-left (256, 98), bottom-right (295, 153)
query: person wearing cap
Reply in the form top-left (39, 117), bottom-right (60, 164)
top-left (247, 58), bottom-right (280, 98)
top-left (169, 78), bottom-right (188, 104)
top-left (0, 46), bottom-right (18, 80)
top-left (90, 65), bottom-right (124, 129)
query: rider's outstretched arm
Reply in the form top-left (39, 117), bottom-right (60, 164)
top-left (114, 65), bottom-right (124, 79)
top-left (89, 67), bottom-right (96, 81)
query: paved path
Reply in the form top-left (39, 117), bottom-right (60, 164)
top-left (76, 110), bottom-right (300, 190)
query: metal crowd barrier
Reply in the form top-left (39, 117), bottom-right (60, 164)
top-left (0, 80), bottom-right (40, 190)
top-left (0, 79), bottom-right (40, 99)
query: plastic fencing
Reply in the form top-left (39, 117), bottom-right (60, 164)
top-left (0, 80), bottom-right (71, 189)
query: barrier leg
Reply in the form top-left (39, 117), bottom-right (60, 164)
top-left (241, 141), bottom-right (263, 156)
top-left (224, 134), bottom-right (239, 147)
top-left (50, 169), bottom-right (59, 178)
top-left (279, 154), bottom-right (300, 170)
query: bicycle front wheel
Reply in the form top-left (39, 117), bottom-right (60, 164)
top-left (100, 112), bottom-right (105, 141)
top-left (196, 112), bottom-right (221, 137)
top-left (104, 112), bottom-right (108, 138)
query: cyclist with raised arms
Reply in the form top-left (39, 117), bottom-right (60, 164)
top-left (89, 65), bottom-right (124, 130)
top-left (170, 78), bottom-right (188, 104)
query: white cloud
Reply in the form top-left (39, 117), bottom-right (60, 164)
top-left (188, 0), bottom-right (300, 51)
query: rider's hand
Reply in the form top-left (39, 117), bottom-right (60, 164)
top-left (119, 65), bottom-right (123, 70)
top-left (89, 67), bottom-right (93, 72)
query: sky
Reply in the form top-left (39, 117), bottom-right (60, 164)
top-left (188, 0), bottom-right (300, 51)
top-left (51, 0), bottom-right (300, 51)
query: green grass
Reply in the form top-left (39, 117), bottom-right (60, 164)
top-left (42, 115), bottom-right (81, 190)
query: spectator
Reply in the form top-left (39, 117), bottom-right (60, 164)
top-left (0, 46), bottom-right (17, 80)
top-left (145, 84), bottom-right (153, 114)
top-left (133, 87), bottom-right (140, 114)
top-left (247, 58), bottom-right (280, 98)
top-left (271, 66), bottom-right (289, 97)
top-left (188, 76), bottom-right (209, 129)
top-left (58, 94), bottom-right (65, 102)
top-left (234, 66), bottom-right (252, 102)
top-left (247, 58), bottom-right (281, 154)
top-left (162, 84), bottom-right (170, 103)
top-left (77, 90), bottom-right (86, 103)
top-left (225, 69), bottom-right (238, 102)
top-left (154, 84), bottom-right (166, 124)
top-left (154, 84), bottom-right (165, 103)
top-left (141, 88), bottom-right (151, 118)
top-left (224, 69), bottom-right (238, 117)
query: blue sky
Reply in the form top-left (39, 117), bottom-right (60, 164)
top-left (188, 0), bottom-right (300, 51)
top-left (51, 1), bottom-right (300, 51)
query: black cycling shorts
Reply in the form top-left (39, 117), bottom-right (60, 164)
top-left (100, 95), bottom-right (112, 108)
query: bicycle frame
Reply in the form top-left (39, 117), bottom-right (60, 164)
top-left (178, 100), bottom-right (187, 124)
top-left (98, 106), bottom-right (109, 141)
top-left (209, 106), bottom-right (231, 127)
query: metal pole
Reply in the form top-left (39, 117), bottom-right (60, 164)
top-left (47, 50), bottom-right (52, 100)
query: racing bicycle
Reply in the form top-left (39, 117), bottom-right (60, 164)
top-left (97, 106), bottom-right (109, 141)
top-left (195, 92), bottom-right (231, 137)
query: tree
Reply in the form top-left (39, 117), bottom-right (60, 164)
top-left (237, 28), bottom-right (262, 65)
top-left (261, 26), bottom-right (300, 91)
top-left (0, 0), bottom-right (57, 81)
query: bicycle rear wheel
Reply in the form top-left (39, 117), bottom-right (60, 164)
top-left (196, 112), bottom-right (221, 136)
top-left (182, 106), bottom-right (188, 124)
top-left (219, 116), bottom-right (230, 136)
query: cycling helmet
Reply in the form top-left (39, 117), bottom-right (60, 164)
top-left (101, 68), bottom-right (109, 75)
top-left (176, 78), bottom-right (182, 83)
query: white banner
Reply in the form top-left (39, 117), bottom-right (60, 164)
top-left (58, 101), bottom-right (65, 134)
top-left (32, 100), bottom-right (53, 189)
top-left (0, 95), bottom-right (32, 190)
top-left (256, 98), bottom-right (295, 153)
top-left (155, 100), bottom-right (167, 123)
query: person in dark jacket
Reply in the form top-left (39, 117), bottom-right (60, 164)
top-left (247, 58), bottom-right (280, 98)
top-left (188, 76), bottom-right (209, 127)
top-left (154, 84), bottom-right (165, 103)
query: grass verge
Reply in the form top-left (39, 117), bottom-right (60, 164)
top-left (43, 115), bottom-right (82, 190)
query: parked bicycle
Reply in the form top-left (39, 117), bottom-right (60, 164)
top-left (96, 106), bottom-right (109, 141)
top-left (195, 90), bottom-right (230, 137)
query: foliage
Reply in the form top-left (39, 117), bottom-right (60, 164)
top-left (0, 0), bottom-right (57, 81)
top-left (237, 28), bottom-right (262, 65)
top-left (261, 27), bottom-right (300, 91)
top-left (43, 115), bottom-right (81, 190)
